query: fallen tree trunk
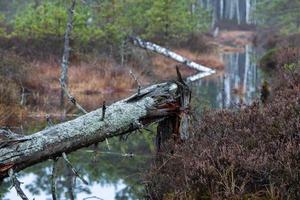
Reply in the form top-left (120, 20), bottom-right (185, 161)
top-left (129, 36), bottom-right (216, 75)
top-left (0, 81), bottom-right (187, 180)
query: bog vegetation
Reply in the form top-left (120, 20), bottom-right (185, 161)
top-left (144, 1), bottom-right (300, 198)
top-left (0, 0), bottom-right (300, 199)
top-left (146, 60), bottom-right (300, 199)
top-left (0, 0), bottom-right (213, 127)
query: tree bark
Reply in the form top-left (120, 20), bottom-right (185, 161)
top-left (156, 67), bottom-right (191, 152)
top-left (0, 82), bottom-right (186, 180)
top-left (129, 36), bottom-right (216, 75)
top-left (60, 0), bottom-right (76, 108)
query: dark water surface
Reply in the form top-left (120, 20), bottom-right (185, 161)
top-left (192, 45), bottom-right (261, 110)
top-left (1, 45), bottom-right (262, 200)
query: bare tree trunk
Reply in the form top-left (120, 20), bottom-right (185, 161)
top-left (60, 0), bottom-right (76, 108)
top-left (129, 36), bottom-right (216, 74)
top-left (0, 81), bottom-right (189, 180)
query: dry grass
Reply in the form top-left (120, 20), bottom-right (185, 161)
top-left (0, 35), bottom-right (221, 125)
top-left (0, 52), bottom-right (29, 127)
top-left (176, 49), bottom-right (224, 70)
top-left (1, 48), bottom-right (222, 119)
top-left (196, 54), bottom-right (224, 70)
top-left (0, 80), bottom-right (27, 127)
top-left (216, 31), bottom-right (256, 53)
top-left (26, 57), bottom-right (144, 111)
top-left (151, 55), bottom-right (196, 80)
top-left (221, 46), bottom-right (245, 53)
top-left (217, 31), bottom-right (255, 46)
top-left (150, 48), bottom-right (224, 80)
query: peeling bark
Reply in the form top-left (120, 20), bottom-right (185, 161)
top-left (0, 82), bottom-right (188, 180)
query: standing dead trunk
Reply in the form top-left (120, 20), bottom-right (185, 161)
top-left (60, 0), bottom-right (76, 108)
top-left (156, 67), bottom-right (191, 152)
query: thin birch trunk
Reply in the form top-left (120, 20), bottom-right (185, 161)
top-left (60, 0), bottom-right (76, 108)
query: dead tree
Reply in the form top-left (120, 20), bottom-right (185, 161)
top-left (0, 78), bottom-right (190, 181)
top-left (60, 0), bottom-right (76, 108)
top-left (129, 36), bottom-right (216, 76)
top-left (156, 67), bottom-right (191, 152)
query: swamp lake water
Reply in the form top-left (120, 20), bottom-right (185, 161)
top-left (1, 44), bottom-right (263, 200)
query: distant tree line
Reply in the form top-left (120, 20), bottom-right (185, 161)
top-left (255, 0), bottom-right (300, 35)
top-left (0, 0), bottom-right (211, 47)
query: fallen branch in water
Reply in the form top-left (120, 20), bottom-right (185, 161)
top-left (129, 36), bottom-right (216, 81)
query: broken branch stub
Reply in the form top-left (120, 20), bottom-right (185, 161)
top-left (156, 67), bottom-right (191, 152)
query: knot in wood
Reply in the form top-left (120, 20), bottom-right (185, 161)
top-left (70, 96), bottom-right (76, 104)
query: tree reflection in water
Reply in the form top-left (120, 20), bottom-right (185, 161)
top-left (1, 128), bottom-right (156, 200)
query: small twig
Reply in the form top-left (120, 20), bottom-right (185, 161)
top-left (20, 82), bottom-right (25, 106)
top-left (60, 81), bottom-right (88, 114)
top-left (46, 114), bottom-right (54, 127)
top-left (83, 196), bottom-right (104, 200)
top-left (129, 70), bottom-right (141, 94)
top-left (51, 157), bottom-right (59, 200)
top-left (101, 101), bottom-right (106, 121)
top-left (8, 169), bottom-right (29, 200)
top-left (94, 102), bottom-right (109, 150)
top-left (105, 138), bottom-right (111, 150)
top-left (143, 127), bottom-right (154, 134)
top-left (84, 150), bottom-right (135, 158)
top-left (62, 152), bottom-right (89, 185)
top-left (100, 101), bottom-right (109, 148)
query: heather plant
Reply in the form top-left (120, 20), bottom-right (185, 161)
top-left (146, 64), bottom-right (300, 199)
top-left (0, 14), bottom-right (6, 37)
top-left (260, 47), bottom-right (300, 71)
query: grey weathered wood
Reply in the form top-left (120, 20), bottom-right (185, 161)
top-left (61, 82), bottom-right (88, 114)
top-left (129, 36), bottom-right (216, 74)
top-left (0, 82), bottom-right (182, 180)
top-left (8, 169), bottom-right (29, 200)
top-left (155, 68), bottom-right (191, 152)
top-left (176, 67), bottom-right (191, 140)
top-left (60, 0), bottom-right (76, 107)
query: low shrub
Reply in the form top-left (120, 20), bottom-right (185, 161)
top-left (260, 47), bottom-right (300, 70)
top-left (146, 63), bottom-right (300, 199)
